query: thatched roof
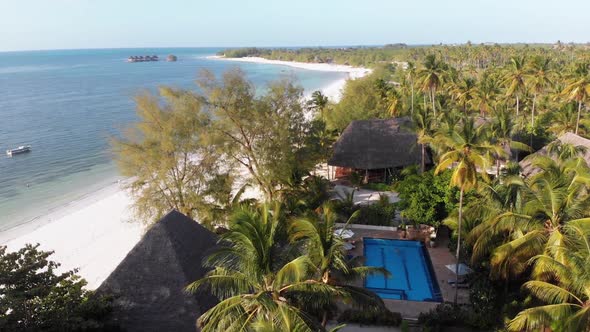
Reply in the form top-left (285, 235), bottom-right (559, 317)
top-left (519, 132), bottom-right (590, 176)
top-left (98, 210), bottom-right (218, 332)
top-left (328, 118), bottom-right (428, 169)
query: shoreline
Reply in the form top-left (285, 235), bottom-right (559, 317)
top-left (0, 178), bottom-right (145, 289)
top-left (0, 56), bottom-right (358, 290)
top-left (207, 55), bottom-right (372, 102)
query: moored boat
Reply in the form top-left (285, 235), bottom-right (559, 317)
top-left (6, 145), bottom-right (31, 156)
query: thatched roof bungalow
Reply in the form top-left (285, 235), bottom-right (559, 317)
top-left (519, 132), bottom-right (590, 177)
top-left (328, 118), bottom-right (428, 181)
top-left (98, 210), bottom-right (218, 331)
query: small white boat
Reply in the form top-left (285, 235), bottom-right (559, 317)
top-left (6, 145), bottom-right (31, 156)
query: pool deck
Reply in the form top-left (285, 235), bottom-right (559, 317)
top-left (347, 226), bottom-right (469, 319)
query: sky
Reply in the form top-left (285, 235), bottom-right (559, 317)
top-left (1, 0), bottom-right (589, 52)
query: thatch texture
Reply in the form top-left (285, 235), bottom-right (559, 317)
top-left (328, 118), bottom-right (427, 170)
top-left (519, 132), bottom-right (590, 176)
top-left (98, 210), bottom-right (218, 332)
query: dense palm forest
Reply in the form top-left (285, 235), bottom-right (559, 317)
top-left (219, 44), bottom-right (590, 330)
top-left (100, 44), bottom-right (590, 331)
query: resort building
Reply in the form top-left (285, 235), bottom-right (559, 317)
top-left (97, 210), bottom-right (218, 332)
top-left (520, 132), bottom-right (590, 177)
top-left (328, 117), bottom-right (429, 182)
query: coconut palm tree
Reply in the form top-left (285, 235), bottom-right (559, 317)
top-left (503, 56), bottom-right (528, 117)
top-left (386, 89), bottom-right (403, 117)
top-left (547, 103), bottom-right (584, 137)
top-left (307, 90), bottom-right (330, 119)
top-left (289, 206), bottom-right (386, 327)
top-left (487, 156), bottom-right (590, 279)
top-left (561, 62), bottom-right (590, 134)
top-left (435, 117), bottom-right (493, 305)
top-left (413, 107), bottom-right (437, 173)
top-left (472, 71), bottom-right (501, 117)
top-left (418, 54), bottom-right (447, 117)
top-left (450, 77), bottom-right (477, 114)
top-left (508, 221), bottom-right (590, 332)
top-left (527, 56), bottom-right (554, 128)
top-left (488, 109), bottom-right (531, 170)
top-left (187, 204), bottom-right (343, 332)
top-left (405, 61), bottom-right (417, 115)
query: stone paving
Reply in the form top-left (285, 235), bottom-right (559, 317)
top-left (345, 225), bottom-right (469, 319)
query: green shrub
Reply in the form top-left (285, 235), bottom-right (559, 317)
top-left (362, 182), bottom-right (395, 191)
top-left (337, 308), bottom-right (402, 327)
top-left (352, 202), bottom-right (396, 226)
top-left (418, 303), bottom-right (493, 331)
top-left (0, 244), bottom-right (115, 331)
top-left (394, 168), bottom-right (458, 228)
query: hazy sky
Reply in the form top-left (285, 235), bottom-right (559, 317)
top-left (1, 0), bottom-right (589, 51)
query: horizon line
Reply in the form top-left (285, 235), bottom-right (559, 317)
top-left (1, 41), bottom-right (586, 54)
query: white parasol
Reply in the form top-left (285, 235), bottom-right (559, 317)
top-left (334, 228), bottom-right (354, 239)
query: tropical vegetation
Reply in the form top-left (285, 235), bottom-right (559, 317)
top-left (116, 43), bottom-right (590, 330)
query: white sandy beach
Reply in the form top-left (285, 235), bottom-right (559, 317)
top-left (0, 56), bottom-right (369, 290)
top-left (208, 55), bottom-right (372, 101)
top-left (0, 181), bottom-right (144, 289)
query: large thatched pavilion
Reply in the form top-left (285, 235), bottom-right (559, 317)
top-left (328, 117), bottom-right (428, 182)
top-left (98, 210), bottom-right (219, 332)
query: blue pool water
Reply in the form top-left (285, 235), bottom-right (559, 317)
top-left (364, 238), bottom-right (442, 302)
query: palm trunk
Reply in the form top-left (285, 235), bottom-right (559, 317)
top-left (531, 93), bottom-right (537, 131)
top-left (410, 81), bottom-right (414, 116)
top-left (576, 101), bottom-right (582, 135)
top-left (516, 95), bottom-right (520, 117)
top-left (421, 144), bottom-right (426, 173)
top-left (454, 188), bottom-right (464, 306)
top-left (431, 88), bottom-right (437, 117)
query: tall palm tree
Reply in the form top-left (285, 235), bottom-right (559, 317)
top-left (548, 103), bottom-right (588, 137)
top-left (472, 71), bottom-right (501, 117)
top-left (450, 77), bottom-right (477, 114)
top-left (413, 107), bottom-right (437, 173)
top-left (289, 206), bottom-right (386, 327)
top-left (503, 56), bottom-right (528, 118)
top-left (527, 56), bottom-right (553, 128)
top-left (386, 89), bottom-right (403, 117)
top-left (187, 204), bottom-right (342, 332)
top-left (418, 54), bottom-right (447, 117)
top-left (487, 156), bottom-right (590, 279)
top-left (307, 90), bottom-right (330, 119)
top-left (561, 62), bottom-right (590, 134)
top-left (405, 62), bottom-right (417, 115)
top-left (508, 221), bottom-right (590, 332)
top-left (488, 109), bottom-right (531, 170)
top-left (435, 117), bottom-right (492, 305)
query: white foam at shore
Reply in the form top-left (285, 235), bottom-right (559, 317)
top-left (207, 56), bottom-right (371, 102)
top-left (0, 57), bottom-right (368, 290)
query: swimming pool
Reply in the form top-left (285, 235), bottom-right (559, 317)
top-left (364, 238), bottom-right (442, 302)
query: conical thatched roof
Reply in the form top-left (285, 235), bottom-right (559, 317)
top-left (519, 132), bottom-right (590, 176)
top-left (98, 210), bottom-right (218, 332)
top-left (328, 118), bottom-right (428, 169)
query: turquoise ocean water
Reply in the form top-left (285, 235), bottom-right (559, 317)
top-left (0, 48), bottom-right (347, 232)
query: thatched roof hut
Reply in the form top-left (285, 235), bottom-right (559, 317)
top-left (328, 118), bottom-right (428, 170)
top-left (519, 132), bottom-right (590, 176)
top-left (98, 210), bottom-right (218, 332)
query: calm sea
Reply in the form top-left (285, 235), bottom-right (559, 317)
top-left (0, 48), bottom-right (346, 231)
